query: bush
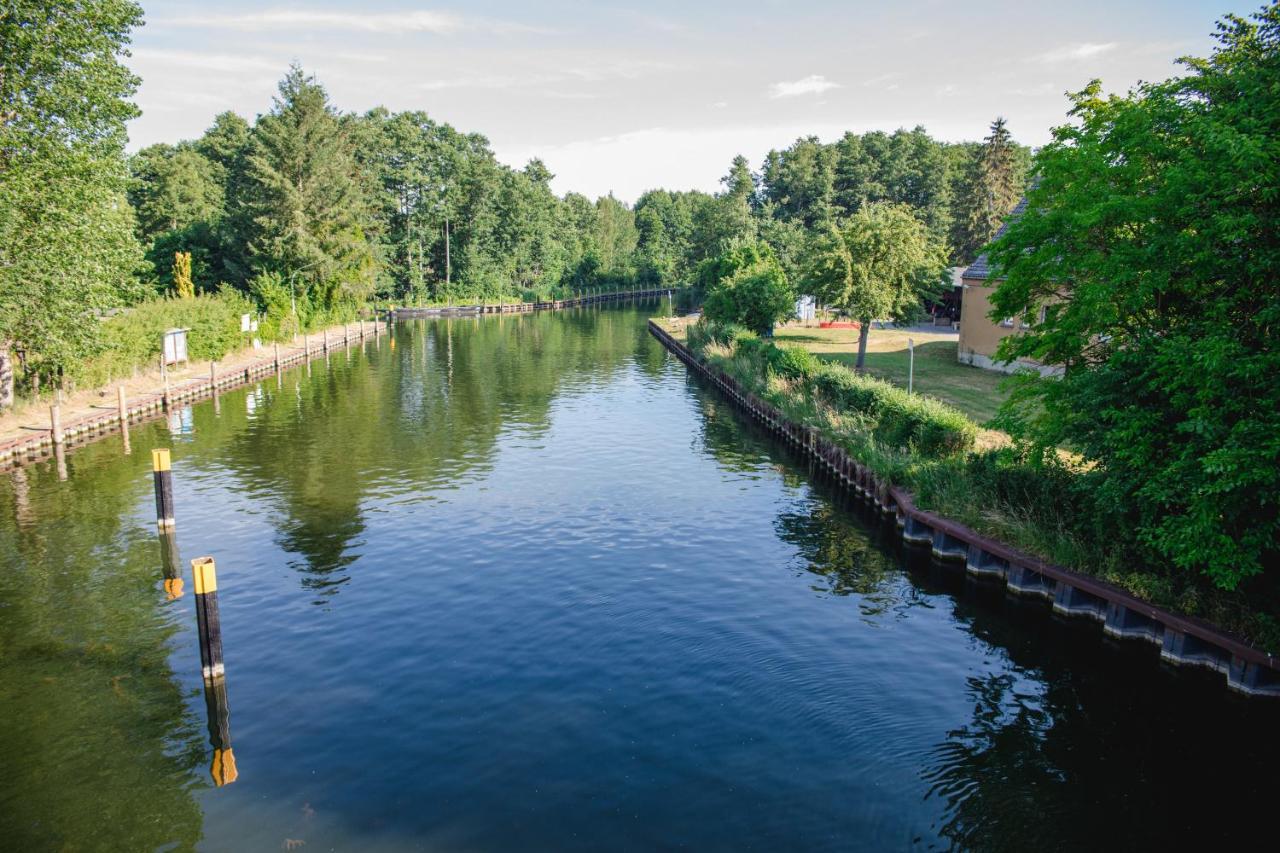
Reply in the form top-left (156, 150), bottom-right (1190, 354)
top-left (806, 360), bottom-right (976, 455)
top-left (688, 319), bottom-right (754, 352)
top-left (768, 345), bottom-right (820, 380)
top-left (68, 289), bottom-right (270, 388)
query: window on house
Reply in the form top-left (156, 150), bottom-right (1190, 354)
top-left (1000, 317), bottom-right (1015, 328)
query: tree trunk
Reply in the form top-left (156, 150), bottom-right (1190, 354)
top-left (855, 318), bottom-right (871, 370)
top-left (0, 342), bottom-right (13, 411)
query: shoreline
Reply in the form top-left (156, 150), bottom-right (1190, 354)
top-left (0, 288), bottom-right (676, 472)
top-left (646, 318), bottom-right (1280, 699)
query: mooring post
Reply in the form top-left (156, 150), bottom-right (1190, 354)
top-left (344, 323), bottom-right (350, 345)
top-left (304, 333), bottom-right (311, 360)
top-left (152, 448), bottom-right (175, 530)
top-left (49, 405), bottom-right (63, 445)
top-left (162, 373), bottom-right (172, 410)
top-left (191, 557), bottom-right (225, 681)
top-left (323, 328), bottom-right (329, 352)
top-left (273, 343), bottom-right (281, 371)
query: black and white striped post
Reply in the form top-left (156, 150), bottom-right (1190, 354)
top-left (152, 448), bottom-right (175, 530)
top-left (191, 556), bottom-right (225, 681)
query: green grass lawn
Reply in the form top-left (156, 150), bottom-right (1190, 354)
top-left (772, 325), bottom-right (1009, 425)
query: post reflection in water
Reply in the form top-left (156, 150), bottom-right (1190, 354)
top-left (158, 529), bottom-right (184, 599)
top-left (203, 675), bottom-right (237, 787)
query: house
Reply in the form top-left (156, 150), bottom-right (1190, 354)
top-left (956, 199), bottom-right (1059, 376)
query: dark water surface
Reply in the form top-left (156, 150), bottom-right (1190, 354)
top-left (1, 303), bottom-right (1275, 852)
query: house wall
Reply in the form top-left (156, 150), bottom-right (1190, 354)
top-left (957, 279), bottom-right (1060, 376)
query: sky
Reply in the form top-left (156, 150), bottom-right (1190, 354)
top-left (126, 1), bottom-right (1255, 202)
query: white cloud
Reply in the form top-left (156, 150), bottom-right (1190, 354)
top-left (1039, 42), bottom-right (1118, 63)
top-left (768, 75), bottom-right (841, 99)
top-left (154, 9), bottom-right (547, 36)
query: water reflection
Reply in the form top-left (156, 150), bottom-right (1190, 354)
top-left (0, 456), bottom-right (205, 849)
top-left (204, 676), bottom-right (237, 787)
top-left (159, 529), bottom-right (185, 599)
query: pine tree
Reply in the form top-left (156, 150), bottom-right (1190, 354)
top-left (237, 66), bottom-right (378, 312)
top-left (954, 118), bottom-right (1024, 263)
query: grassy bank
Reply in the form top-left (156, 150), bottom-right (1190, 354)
top-left (771, 325), bottom-right (1007, 425)
top-left (11, 291), bottom-right (362, 403)
top-left (671, 317), bottom-right (1279, 649)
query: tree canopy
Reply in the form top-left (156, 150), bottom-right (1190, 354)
top-left (987, 4), bottom-right (1280, 590)
top-left (0, 0), bottom-right (146, 404)
top-left (701, 240), bottom-right (795, 336)
top-left (801, 203), bottom-right (948, 367)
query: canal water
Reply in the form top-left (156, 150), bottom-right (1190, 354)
top-left (0, 302), bottom-right (1274, 851)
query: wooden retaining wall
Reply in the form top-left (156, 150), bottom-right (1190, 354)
top-left (647, 319), bottom-right (1280, 698)
top-left (392, 287), bottom-right (676, 319)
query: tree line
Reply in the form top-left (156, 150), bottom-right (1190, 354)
top-left (0, 0), bottom-right (1029, 408)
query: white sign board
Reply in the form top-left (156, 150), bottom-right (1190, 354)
top-left (240, 313), bottom-right (251, 333)
top-left (163, 328), bottom-right (189, 365)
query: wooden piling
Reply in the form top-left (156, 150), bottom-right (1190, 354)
top-left (117, 386), bottom-right (128, 424)
top-left (191, 556), bottom-right (225, 681)
top-left (323, 328), bottom-right (329, 352)
top-left (152, 448), bottom-right (175, 529)
top-left (273, 343), bottom-right (281, 370)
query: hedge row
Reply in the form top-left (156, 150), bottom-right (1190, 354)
top-left (68, 290), bottom-right (356, 390)
top-left (720, 332), bottom-right (976, 456)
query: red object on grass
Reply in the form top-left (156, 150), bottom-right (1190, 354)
top-left (819, 321), bottom-right (860, 329)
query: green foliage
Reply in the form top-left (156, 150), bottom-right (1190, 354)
top-left (237, 66), bottom-right (379, 310)
top-left (709, 329), bottom-right (977, 455)
top-left (841, 202), bottom-right (948, 323)
top-left (987, 4), bottom-right (1280, 590)
top-left (0, 0), bottom-right (146, 398)
top-left (701, 242), bottom-right (795, 336)
top-left (70, 290), bottom-right (257, 387)
top-left (172, 251), bottom-right (194, 298)
top-left (950, 117), bottom-right (1027, 265)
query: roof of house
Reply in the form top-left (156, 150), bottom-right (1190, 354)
top-left (961, 196), bottom-right (1028, 281)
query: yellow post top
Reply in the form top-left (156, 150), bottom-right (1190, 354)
top-left (151, 448), bottom-right (171, 472)
top-left (191, 556), bottom-right (218, 594)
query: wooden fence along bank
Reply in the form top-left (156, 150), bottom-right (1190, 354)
top-left (0, 288), bottom-right (675, 472)
top-left (647, 319), bottom-right (1280, 699)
